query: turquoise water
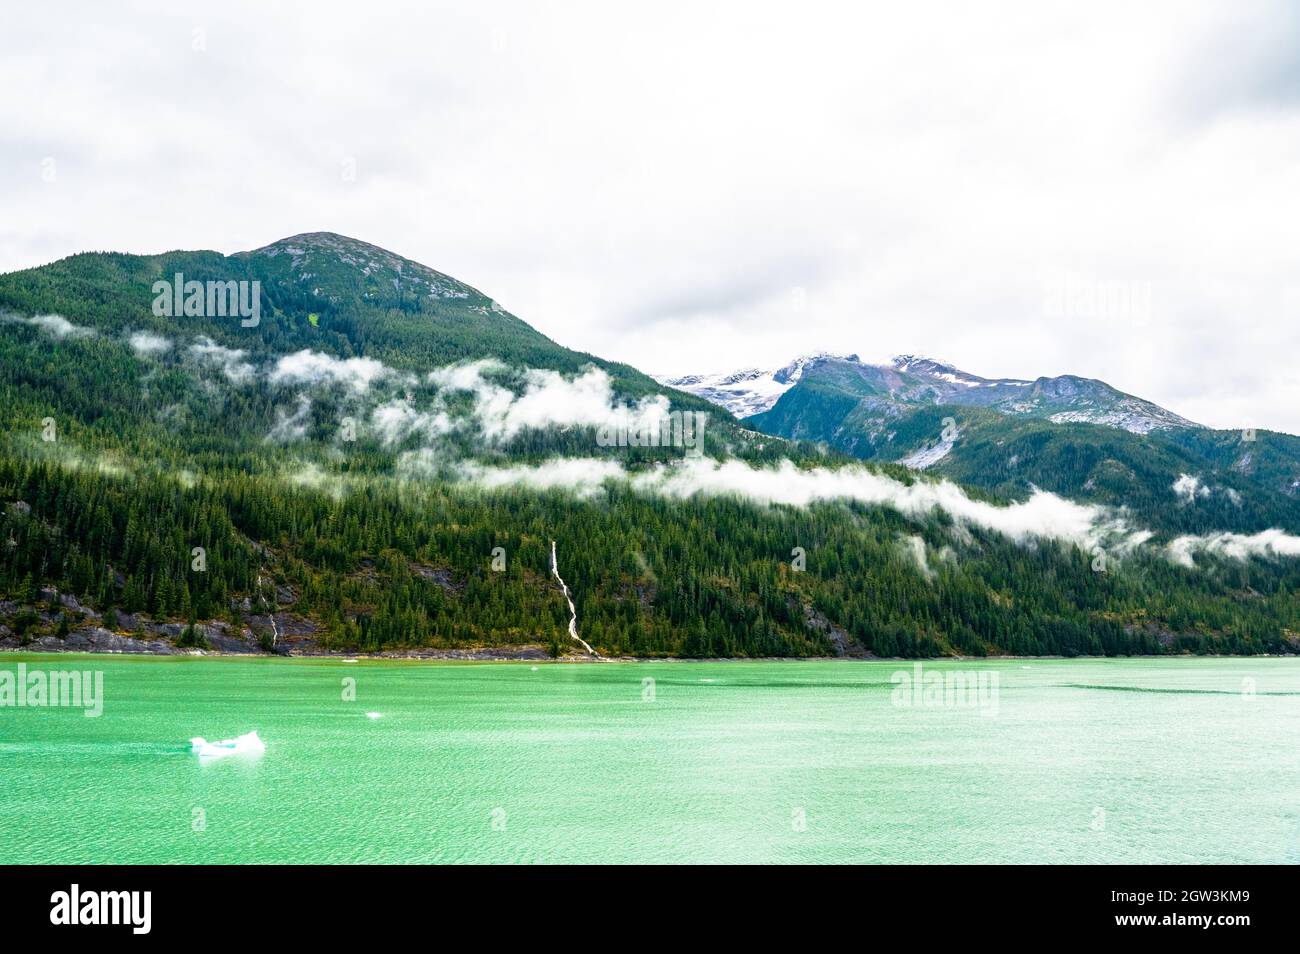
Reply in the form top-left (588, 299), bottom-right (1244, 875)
top-left (1, 654), bottom-right (1297, 863)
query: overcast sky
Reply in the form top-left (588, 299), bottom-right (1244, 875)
top-left (3, 0), bottom-right (1299, 430)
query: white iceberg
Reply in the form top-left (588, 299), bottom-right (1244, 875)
top-left (190, 730), bottom-right (265, 760)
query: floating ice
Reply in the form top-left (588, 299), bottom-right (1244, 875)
top-left (365, 712), bottom-right (383, 719)
top-left (190, 730), bottom-right (265, 760)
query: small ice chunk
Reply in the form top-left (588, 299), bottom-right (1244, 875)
top-left (190, 730), bottom-right (265, 760)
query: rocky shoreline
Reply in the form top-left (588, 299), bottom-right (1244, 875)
top-left (4, 634), bottom-right (1295, 663)
top-left (0, 589), bottom-right (559, 660)
top-left (0, 631), bottom-right (559, 660)
top-left (4, 590), bottom-right (1295, 662)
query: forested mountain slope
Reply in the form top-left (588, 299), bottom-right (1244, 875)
top-left (1, 235), bottom-right (1298, 658)
top-left (733, 355), bottom-right (1300, 536)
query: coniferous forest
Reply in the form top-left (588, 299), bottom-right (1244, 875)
top-left (1, 234), bottom-right (1297, 657)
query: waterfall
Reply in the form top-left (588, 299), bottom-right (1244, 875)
top-left (257, 572), bottom-right (279, 648)
top-left (550, 540), bottom-right (597, 656)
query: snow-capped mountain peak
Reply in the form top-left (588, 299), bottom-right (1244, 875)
top-left (657, 352), bottom-right (858, 417)
top-left (891, 354), bottom-right (956, 374)
top-left (662, 350), bottom-right (1201, 435)
top-left (774, 352), bottom-right (859, 384)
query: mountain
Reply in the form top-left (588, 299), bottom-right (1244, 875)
top-left (1, 235), bottom-right (1299, 660)
top-left (0, 231), bottom-right (681, 400)
top-left (657, 352), bottom-right (857, 418)
top-left (671, 353), bottom-right (1198, 434)
top-left (671, 352), bottom-right (1300, 531)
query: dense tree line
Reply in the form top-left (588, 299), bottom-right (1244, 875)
top-left (2, 455), bottom-right (1298, 656)
top-left (1, 240), bottom-right (1297, 657)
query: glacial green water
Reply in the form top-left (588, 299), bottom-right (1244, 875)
top-left (0, 654), bottom-right (1297, 864)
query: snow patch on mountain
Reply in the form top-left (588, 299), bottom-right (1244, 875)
top-left (1048, 400), bottom-right (1199, 434)
top-left (900, 437), bottom-right (955, 470)
top-left (657, 352), bottom-right (857, 417)
top-left (666, 351), bottom-right (1200, 435)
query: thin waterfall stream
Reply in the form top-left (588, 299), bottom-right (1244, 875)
top-left (550, 540), bottom-right (598, 656)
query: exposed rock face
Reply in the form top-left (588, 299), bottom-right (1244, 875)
top-left (410, 564), bottom-right (462, 592)
top-left (156, 621), bottom-right (261, 654)
top-left (2, 627), bottom-right (180, 654)
top-left (0, 587), bottom-right (550, 659)
top-left (58, 593), bottom-right (94, 615)
top-left (0, 587), bottom-right (276, 655)
top-left (803, 604), bottom-right (871, 657)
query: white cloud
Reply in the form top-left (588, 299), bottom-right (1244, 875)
top-left (189, 337), bottom-right (254, 383)
top-left (266, 394), bottom-right (312, 443)
top-left (395, 448), bottom-right (441, 479)
top-left (5, 2), bottom-right (1299, 432)
top-left (427, 360), bottom-right (501, 393)
top-left (449, 453), bottom-right (1300, 567)
top-left (430, 360), bottom-right (675, 441)
top-left (1172, 473), bottom-right (1210, 503)
top-left (899, 534), bottom-right (935, 580)
top-left (371, 398), bottom-right (453, 446)
top-left (456, 457), bottom-right (626, 497)
top-left (636, 459), bottom-right (1136, 549)
top-left (128, 330), bottom-right (171, 355)
top-left (284, 461), bottom-right (348, 500)
top-left (1167, 528), bottom-right (1300, 568)
top-left (1171, 474), bottom-right (1246, 507)
top-left (452, 455), bottom-right (1142, 551)
top-left (269, 349), bottom-right (389, 393)
top-left (2, 312), bottom-right (95, 339)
